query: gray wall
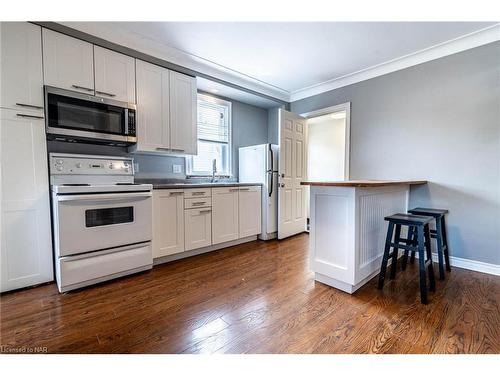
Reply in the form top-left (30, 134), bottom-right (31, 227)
top-left (291, 42), bottom-right (500, 265)
top-left (231, 100), bottom-right (269, 178)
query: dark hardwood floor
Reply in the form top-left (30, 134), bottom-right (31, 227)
top-left (1, 234), bottom-right (499, 354)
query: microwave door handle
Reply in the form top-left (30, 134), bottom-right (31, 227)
top-left (57, 192), bottom-right (152, 202)
top-left (124, 108), bottom-right (129, 135)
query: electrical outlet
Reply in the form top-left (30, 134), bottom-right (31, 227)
top-left (172, 164), bottom-right (182, 174)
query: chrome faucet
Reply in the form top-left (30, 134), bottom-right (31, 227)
top-left (211, 159), bottom-right (217, 182)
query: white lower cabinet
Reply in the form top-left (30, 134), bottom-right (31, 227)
top-left (0, 109), bottom-right (54, 292)
top-left (212, 187), bottom-right (239, 244)
top-left (184, 208), bottom-right (212, 251)
top-left (152, 190), bottom-right (184, 258)
top-left (238, 186), bottom-right (262, 238)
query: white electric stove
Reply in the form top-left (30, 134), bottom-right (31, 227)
top-left (50, 153), bottom-right (153, 293)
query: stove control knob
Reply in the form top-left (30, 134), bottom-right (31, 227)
top-left (56, 159), bottom-right (64, 165)
top-left (76, 163), bottom-right (82, 168)
top-left (109, 163), bottom-right (114, 169)
top-left (56, 165), bottom-right (63, 172)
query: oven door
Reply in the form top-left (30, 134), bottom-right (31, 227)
top-left (45, 86), bottom-right (136, 144)
top-left (54, 191), bottom-right (152, 257)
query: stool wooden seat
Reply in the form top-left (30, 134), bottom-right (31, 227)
top-left (378, 213), bottom-right (436, 304)
top-left (407, 207), bottom-right (450, 280)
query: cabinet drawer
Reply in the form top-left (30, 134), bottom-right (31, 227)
top-left (238, 185), bottom-right (261, 192)
top-left (184, 197), bottom-right (212, 209)
top-left (184, 188), bottom-right (211, 198)
top-left (212, 186), bottom-right (240, 195)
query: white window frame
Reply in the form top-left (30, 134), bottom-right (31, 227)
top-left (186, 93), bottom-right (232, 177)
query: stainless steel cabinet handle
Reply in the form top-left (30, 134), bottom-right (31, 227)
top-left (72, 85), bottom-right (94, 92)
top-left (192, 201), bottom-right (206, 206)
top-left (16, 113), bottom-right (44, 119)
top-left (15, 103), bottom-right (43, 110)
top-left (280, 183), bottom-right (285, 188)
top-left (170, 148), bottom-right (185, 152)
top-left (191, 192), bottom-right (205, 196)
top-left (239, 188), bottom-right (251, 191)
top-left (155, 147), bottom-right (170, 151)
top-left (199, 210), bottom-right (211, 214)
top-left (229, 188), bottom-right (239, 192)
top-left (96, 90), bottom-right (116, 97)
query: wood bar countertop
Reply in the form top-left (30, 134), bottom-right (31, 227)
top-left (301, 180), bottom-right (427, 187)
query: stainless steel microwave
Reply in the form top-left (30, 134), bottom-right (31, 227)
top-left (45, 86), bottom-right (137, 145)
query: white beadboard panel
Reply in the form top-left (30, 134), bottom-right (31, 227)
top-left (355, 187), bottom-right (409, 283)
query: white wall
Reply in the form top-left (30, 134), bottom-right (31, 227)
top-left (307, 113), bottom-right (346, 181)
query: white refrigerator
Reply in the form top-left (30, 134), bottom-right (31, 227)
top-left (239, 144), bottom-right (279, 240)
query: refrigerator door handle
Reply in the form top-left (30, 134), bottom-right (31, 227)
top-left (268, 171), bottom-right (273, 197)
top-left (269, 144), bottom-right (273, 173)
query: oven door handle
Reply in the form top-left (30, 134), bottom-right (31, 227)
top-left (57, 192), bottom-right (152, 202)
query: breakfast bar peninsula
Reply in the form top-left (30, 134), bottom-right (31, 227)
top-left (301, 180), bottom-right (427, 293)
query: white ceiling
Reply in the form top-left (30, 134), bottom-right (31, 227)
top-left (63, 22), bottom-right (498, 105)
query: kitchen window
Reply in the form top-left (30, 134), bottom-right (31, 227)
top-left (187, 93), bottom-right (232, 176)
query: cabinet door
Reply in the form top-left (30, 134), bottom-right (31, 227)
top-left (184, 209), bottom-right (212, 251)
top-left (153, 190), bottom-right (184, 258)
top-left (94, 46), bottom-right (136, 103)
top-left (135, 60), bottom-right (170, 152)
top-left (42, 28), bottom-right (95, 94)
top-left (0, 109), bottom-right (54, 292)
top-left (1, 23), bottom-right (44, 113)
top-left (238, 186), bottom-right (262, 238)
top-left (212, 187), bottom-right (239, 245)
top-left (169, 71), bottom-right (197, 155)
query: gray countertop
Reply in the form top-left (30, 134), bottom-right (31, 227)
top-left (135, 178), bottom-right (262, 189)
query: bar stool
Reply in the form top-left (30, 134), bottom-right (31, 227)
top-left (378, 213), bottom-right (436, 304)
top-left (405, 208), bottom-right (450, 280)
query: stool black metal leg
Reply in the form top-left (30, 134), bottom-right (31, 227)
top-left (441, 216), bottom-right (451, 272)
top-left (390, 224), bottom-right (401, 279)
top-left (435, 218), bottom-right (446, 280)
top-left (417, 226), bottom-right (428, 304)
top-left (424, 224), bottom-right (436, 292)
top-left (378, 222), bottom-right (395, 290)
top-left (402, 226), bottom-right (414, 270)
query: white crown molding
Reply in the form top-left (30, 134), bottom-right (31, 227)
top-left (60, 22), bottom-right (290, 103)
top-left (289, 23), bottom-right (500, 102)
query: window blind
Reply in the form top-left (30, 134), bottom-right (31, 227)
top-left (197, 99), bottom-right (229, 143)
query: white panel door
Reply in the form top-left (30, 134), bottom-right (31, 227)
top-left (169, 71), bottom-right (197, 155)
top-left (0, 109), bottom-right (54, 292)
top-left (278, 109), bottom-right (307, 239)
top-left (94, 46), bottom-right (136, 103)
top-left (135, 60), bottom-right (170, 152)
top-left (42, 28), bottom-right (95, 94)
top-left (152, 190), bottom-right (185, 258)
top-left (184, 209), bottom-right (212, 251)
top-left (0, 22), bottom-right (44, 113)
top-left (239, 186), bottom-right (262, 238)
top-left (212, 187), bottom-right (239, 244)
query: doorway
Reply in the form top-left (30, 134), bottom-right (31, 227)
top-left (301, 102), bottom-right (351, 225)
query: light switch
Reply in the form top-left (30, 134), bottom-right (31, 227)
top-left (173, 164), bottom-right (182, 173)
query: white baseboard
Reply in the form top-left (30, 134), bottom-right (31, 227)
top-left (413, 251), bottom-right (500, 276)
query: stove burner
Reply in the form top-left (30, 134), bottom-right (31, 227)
top-left (61, 183), bottom-right (91, 186)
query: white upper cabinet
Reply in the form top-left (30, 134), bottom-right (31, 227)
top-left (42, 29), bottom-right (95, 94)
top-left (212, 187), bottom-right (239, 245)
top-left (1, 109), bottom-right (54, 292)
top-left (238, 186), bottom-right (262, 238)
top-left (135, 60), bottom-right (170, 152)
top-left (94, 46), bottom-right (136, 103)
top-left (153, 190), bottom-right (185, 258)
top-left (1, 23), bottom-right (44, 113)
top-left (169, 71), bottom-right (197, 155)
